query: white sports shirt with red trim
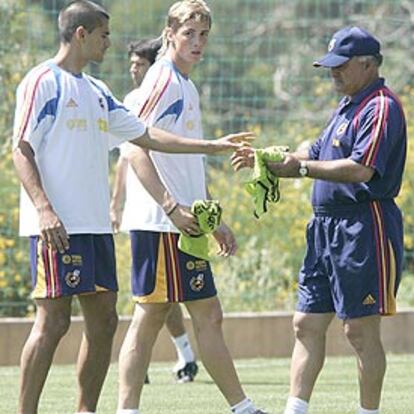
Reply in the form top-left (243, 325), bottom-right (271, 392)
top-left (120, 57), bottom-right (207, 233)
top-left (13, 60), bottom-right (146, 236)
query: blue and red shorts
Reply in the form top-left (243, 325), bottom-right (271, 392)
top-left (130, 230), bottom-right (217, 303)
top-left (29, 234), bottom-right (117, 299)
top-left (296, 200), bottom-right (403, 319)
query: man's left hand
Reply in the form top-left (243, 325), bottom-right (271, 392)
top-left (213, 223), bottom-right (237, 257)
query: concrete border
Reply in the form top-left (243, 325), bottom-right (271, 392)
top-left (1, 310), bottom-right (413, 366)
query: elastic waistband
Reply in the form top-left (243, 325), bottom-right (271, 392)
top-left (313, 200), bottom-right (396, 217)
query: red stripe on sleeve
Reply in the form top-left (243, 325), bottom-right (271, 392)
top-left (16, 67), bottom-right (51, 143)
top-left (138, 67), bottom-right (173, 121)
top-left (366, 95), bottom-right (389, 167)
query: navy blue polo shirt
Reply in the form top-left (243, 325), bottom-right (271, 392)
top-left (309, 78), bottom-right (406, 207)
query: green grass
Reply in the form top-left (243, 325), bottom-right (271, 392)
top-left (1, 355), bottom-right (413, 413)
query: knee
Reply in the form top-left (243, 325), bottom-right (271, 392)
top-left (209, 306), bottom-right (224, 327)
top-left (90, 310), bottom-right (118, 341)
top-left (102, 310), bottom-right (119, 338)
top-left (37, 313), bottom-right (71, 342)
top-left (198, 305), bottom-right (223, 331)
top-left (343, 323), bottom-right (365, 353)
top-left (292, 314), bottom-right (324, 341)
top-left (104, 311), bottom-right (119, 337)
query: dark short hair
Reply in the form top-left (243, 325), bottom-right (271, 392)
top-left (58, 0), bottom-right (110, 43)
top-left (127, 38), bottom-right (162, 65)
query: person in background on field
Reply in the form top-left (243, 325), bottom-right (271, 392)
top-left (116, 1), bottom-right (268, 414)
top-left (12, 1), bottom-right (251, 413)
top-left (111, 37), bottom-right (199, 384)
top-left (232, 26), bottom-right (406, 414)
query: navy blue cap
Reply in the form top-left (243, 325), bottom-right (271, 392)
top-left (313, 26), bottom-right (381, 68)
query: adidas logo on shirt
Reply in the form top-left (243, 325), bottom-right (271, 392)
top-left (363, 294), bottom-right (376, 305)
top-left (66, 98), bottom-right (78, 108)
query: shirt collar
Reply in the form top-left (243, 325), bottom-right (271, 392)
top-left (349, 77), bottom-right (385, 104)
top-left (161, 57), bottom-right (189, 80)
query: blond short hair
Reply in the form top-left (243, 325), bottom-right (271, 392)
top-left (159, 0), bottom-right (212, 57)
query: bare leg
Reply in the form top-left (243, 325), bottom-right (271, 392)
top-left (165, 303), bottom-right (186, 338)
top-left (118, 303), bottom-right (171, 409)
top-left (185, 296), bottom-right (245, 406)
top-left (343, 315), bottom-right (385, 410)
top-left (288, 312), bottom-right (334, 401)
top-left (18, 297), bottom-right (72, 414)
top-left (76, 291), bottom-right (118, 413)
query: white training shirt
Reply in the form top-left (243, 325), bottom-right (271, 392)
top-left (13, 60), bottom-right (146, 236)
top-left (120, 57), bottom-right (207, 233)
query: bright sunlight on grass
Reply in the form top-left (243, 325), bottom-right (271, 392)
top-left (0, 355), bottom-right (412, 413)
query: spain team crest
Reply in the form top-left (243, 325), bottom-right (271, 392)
top-left (190, 273), bottom-right (205, 292)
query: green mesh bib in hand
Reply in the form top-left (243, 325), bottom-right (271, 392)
top-left (245, 146), bottom-right (288, 218)
top-left (178, 200), bottom-right (222, 261)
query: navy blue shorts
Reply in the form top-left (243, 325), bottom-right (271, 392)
top-left (129, 230), bottom-right (217, 303)
top-left (30, 234), bottom-right (117, 299)
top-left (297, 201), bottom-right (403, 319)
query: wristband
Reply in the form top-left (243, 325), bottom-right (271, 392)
top-left (165, 202), bottom-right (179, 216)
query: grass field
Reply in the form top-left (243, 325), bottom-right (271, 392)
top-left (1, 355), bottom-right (412, 413)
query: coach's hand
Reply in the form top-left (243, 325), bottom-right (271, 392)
top-left (38, 205), bottom-right (69, 253)
top-left (266, 153), bottom-right (300, 177)
top-left (231, 146), bottom-right (255, 171)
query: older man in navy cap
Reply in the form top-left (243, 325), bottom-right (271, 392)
top-left (232, 26), bottom-right (406, 414)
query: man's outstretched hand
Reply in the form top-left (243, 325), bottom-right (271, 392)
top-left (211, 132), bottom-right (255, 153)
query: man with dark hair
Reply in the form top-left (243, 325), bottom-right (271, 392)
top-left (58, 0), bottom-right (109, 43)
top-left (232, 26), bottom-right (406, 414)
top-left (126, 38), bottom-right (161, 85)
top-left (111, 36), bottom-right (199, 384)
top-left (12, 1), bottom-right (251, 413)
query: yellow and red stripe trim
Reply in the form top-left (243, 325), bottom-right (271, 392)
top-left (370, 201), bottom-right (396, 315)
top-left (362, 90), bottom-right (389, 167)
top-left (162, 233), bottom-right (183, 302)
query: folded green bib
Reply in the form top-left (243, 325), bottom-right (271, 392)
top-left (245, 146), bottom-right (288, 218)
top-left (178, 200), bottom-right (222, 261)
